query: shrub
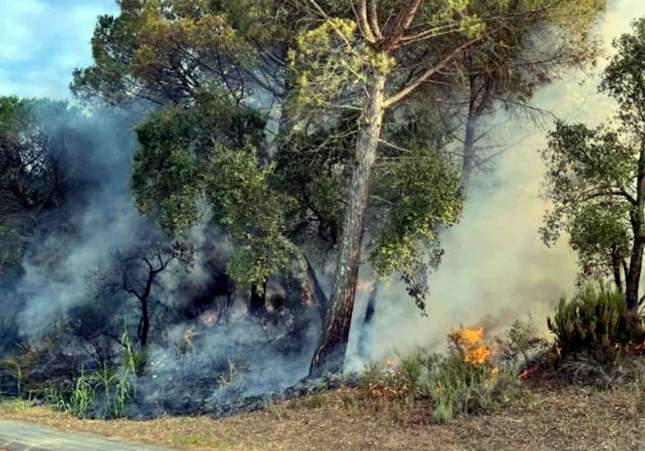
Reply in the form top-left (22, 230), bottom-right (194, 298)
top-left (360, 327), bottom-right (521, 423)
top-left (503, 317), bottom-right (547, 367)
top-left (548, 283), bottom-right (644, 361)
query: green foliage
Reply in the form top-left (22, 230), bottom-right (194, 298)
top-left (369, 148), bottom-right (463, 309)
top-left (600, 18), bottom-right (645, 128)
top-left (287, 18), bottom-right (394, 118)
top-left (503, 317), bottom-right (545, 367)
top-left (548, 283), bottom-right (644, 361)
top-left (0, 96), bottom-right (29, 134)
top-left (132, 107), bottom-right (205, 235)
top-left (206, 145), bottom-right (298, 287)
top-left (132, 91), bottom-right (265, 236)
top-left (424, 353), bottom-right (519, 423)
top-left (130, 87), bottom-right (294, 290)
top-left (569, 204), bottom-right (630, 281)
top-left (540, 19), bottom-right (645, 300)
top-left (72, 0), bottom-right (254, 104)
top-left (370, 147), bottom-right (463, 300)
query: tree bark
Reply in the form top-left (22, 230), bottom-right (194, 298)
top-left (625, 238), bottom-right (644, 310)
top-left (626, 146), bottom-right (645, 311)
top-left (304, 255), bottom-right (328, 321)
top-left (357, 281), bottom-right (381, 359)
top-left (138, 300), bottom-right (150, 348)
top-left (461, 110), bottom-right (479, 188)
top-left (611, 248), bottom-right (624, 293)
top-left (249, 281), bottom-right (268, 316)
top-left (309, 71), bottom-right (387, 377)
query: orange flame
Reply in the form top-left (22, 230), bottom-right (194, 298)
top-left (449, 326), bottom-right (494, 365)
top-left (465, 345), bottom-right (493, 364)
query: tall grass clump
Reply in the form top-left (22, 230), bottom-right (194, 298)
top-left (45, 331), bottom-right (141, 419)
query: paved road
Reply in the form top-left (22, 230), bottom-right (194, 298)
top-left (0, 420), bottom-right (172, 450)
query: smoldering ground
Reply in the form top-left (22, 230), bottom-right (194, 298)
top-left (0, 101), bottom-right (321, 414)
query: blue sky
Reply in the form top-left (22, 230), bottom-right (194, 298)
top-left (0, 0), bottom-right (118, 99)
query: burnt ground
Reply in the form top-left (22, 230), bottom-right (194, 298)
top-left (0, 381), bottom-right (643, 450)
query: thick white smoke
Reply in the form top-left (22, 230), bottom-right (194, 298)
top-left (350, 0), bottom-right (645, 365)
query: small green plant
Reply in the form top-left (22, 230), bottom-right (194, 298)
top-left (548, 283), bottom-right (644, 361)
top-left (2, 343), bottom-right (36, 396)
top-left (421, 353), bottom-right (519, 423)
top-left (504, 317), bottom-right (545, 367)
top-left (41, 330), bottom-right (139, 419)
top-left (70, 369), bottom-right (96, 418)
top-left (216, 359), bottom-right (239, 386)
top-left (0, 398), bottom-right (33, 413)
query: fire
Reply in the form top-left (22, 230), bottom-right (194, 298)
top-left (449, 326), bottom-right (494, 365)
top-left (356, 279), bottom-right (373, 293)
top-left (465, 345), bottom-right (492, 364)
top-left (636, 338), bottom-right (645, 353)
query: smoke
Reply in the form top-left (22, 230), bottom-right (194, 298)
top-left (9, 106), bottom-right (146, 338)
top-left (0, 100), bottom-right (318, 410)
top-left (349, 0), bottom-right (645, 366)
top-left (1, 0), bottom-right (643, 415)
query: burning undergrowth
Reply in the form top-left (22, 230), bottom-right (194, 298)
top-left (351, 325), bottom-right (528, 423)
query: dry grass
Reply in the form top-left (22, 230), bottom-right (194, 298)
top-left (1, 379), bottom-right (644, 451)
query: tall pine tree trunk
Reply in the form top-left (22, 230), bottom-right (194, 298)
top-left (461, 110), bottom-right (479, 187)
top-left (309, 72), bottom-right (387, 376)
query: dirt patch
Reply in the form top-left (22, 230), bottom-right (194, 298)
top-left (0, 383), bottom-right (643, 450)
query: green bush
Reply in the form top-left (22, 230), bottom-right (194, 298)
top-left (548, 283), bottom-right (643, 361)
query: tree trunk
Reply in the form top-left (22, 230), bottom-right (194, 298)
top-left (249, 281), bottom-right (268, 316)
top-left (304, 255), bottom-right (328, 321)
top-left (626, 147), bottom-right (645, 311)
top-left (357, 281), bottom-right (381, 359)
top-left (461, 109), bottom-right (479, 188)
top-left (611, 248), bottom-right (624, 293)
top-left (309, 71), bottom-right (387, 377)
top-left (139, 300), bottom-right (150, 348)
top-left (625, 238), bottom-right (644, 311)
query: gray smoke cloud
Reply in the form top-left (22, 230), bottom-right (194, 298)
top-left (348, 0), bottom-right (645, 367)
top-left (10, 107), bottom-right (147, 338)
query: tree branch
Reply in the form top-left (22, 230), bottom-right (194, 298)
top-left (379, 0), bottom-right (423, 52)
top-left (367, 1), bottom-right (383, 39)
top-left (355, 0), bottom-right (377, 43)
top-left (384, 29), bottom-right (503, 109)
